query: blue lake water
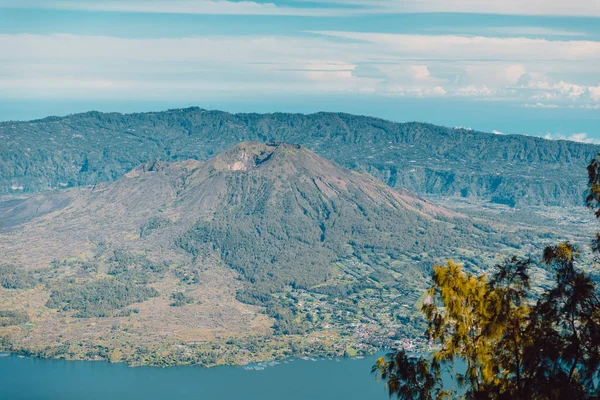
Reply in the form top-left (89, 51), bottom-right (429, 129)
top-left (0, 353), bottom-right (390, 400)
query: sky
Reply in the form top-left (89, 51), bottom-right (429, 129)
top-left (0, 0), bottom-right (599, 141)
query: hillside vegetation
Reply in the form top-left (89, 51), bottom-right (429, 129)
top-left (0, 143), bottom-right (557, 366)
top-left (1, 108), bottom-right (597, 206)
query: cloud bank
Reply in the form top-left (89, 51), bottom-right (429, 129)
top-left (1, 0), bottom-right (599, 17)
top-left (544, 132), bottom-right (600, 144)
top-left (0, 32), bottom-right (598, 107)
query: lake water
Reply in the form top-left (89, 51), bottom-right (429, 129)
top-left (0, 353), bottom-right (390, 400)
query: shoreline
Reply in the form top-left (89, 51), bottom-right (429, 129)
top-left (0, 343), bottom-right (381, 369)
top-left (0, 349), bottom-right (384, 370)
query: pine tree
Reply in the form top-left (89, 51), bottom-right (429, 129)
top-left (374, 156), bottom-right (600, 400)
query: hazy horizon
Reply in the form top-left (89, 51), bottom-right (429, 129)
top-left (1, 0), bottom-right (599, 143)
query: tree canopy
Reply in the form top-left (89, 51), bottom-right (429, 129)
top-left (374, 155), bottom-right (600, 399)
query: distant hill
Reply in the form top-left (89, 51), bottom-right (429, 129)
top-left (1, 107), bottom-right (597, 206)
top-left (0, 142), bottom-right (544, 366)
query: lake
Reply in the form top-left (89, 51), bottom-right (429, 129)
top-left (0, 353), bottom-right (390, 400)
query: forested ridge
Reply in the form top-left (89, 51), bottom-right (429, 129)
top-left (1, 107), bottom-right (597, 206)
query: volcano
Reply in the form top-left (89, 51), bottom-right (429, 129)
top-left (0, 142), bottom-right (521, 365)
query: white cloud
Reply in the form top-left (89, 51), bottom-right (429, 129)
top-left (296, 0), bottom-right (600, 17)
top-left (402, 0), bottom-right (600, 17)
top-left (299, 62), bottom-right (356, 72)
top-left (429, 26), bottom-right (587, 37)
top-left (5, 33), bottom-right (600, 65)
top-left (386, 85), bottom-right (447, 97)
top-left (589, 86), bottom-right (600, 101)
top-left (0, 0), bottom-right (341, 16)
top-left (504, 64), bottom-right (526, 85)
top-left (429, 86), bottom-right (447, 96)
top-left (410, 65), bottom-right (431, 81)
top-left (492, 130), bottom-right (504, 135)
top-left (309, 31), bottom-right (600, 62)
top-left (2, 0), bottom-right (600, 17)
top-left (522, 103), bottom-right (560, 109)
top-left (556, 81), bottom-right (587, 99)
top-left (0, 32), bottom-right (598, 105)
top-left (0, 34), bottom-right (384, 98)
top-left (298, 62), bottom-right (381, 91)
top-left (455, 85), bottom-right (495, 97)
top-left (378, 64), bottom-right (448, 90)
top-left (544, 132), bottom-right (600, 144)
top-left (517, 77), bottom-right (600, 102)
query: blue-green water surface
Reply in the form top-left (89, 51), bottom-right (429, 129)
top-left (0, 353), bottom-right (389, 400)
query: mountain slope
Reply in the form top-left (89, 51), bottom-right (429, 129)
top-left (0, 142), bottom-right (544, 366)
top-left (1, 108), bottom-right (596, 206)
top-left (176, 142), bottom-right (466, 300)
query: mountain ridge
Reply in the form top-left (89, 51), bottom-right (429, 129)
top-left (1, 107), bottom-right (597, 206)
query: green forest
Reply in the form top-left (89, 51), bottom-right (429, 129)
top-left (1, 108), bottom-right (597, 207)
